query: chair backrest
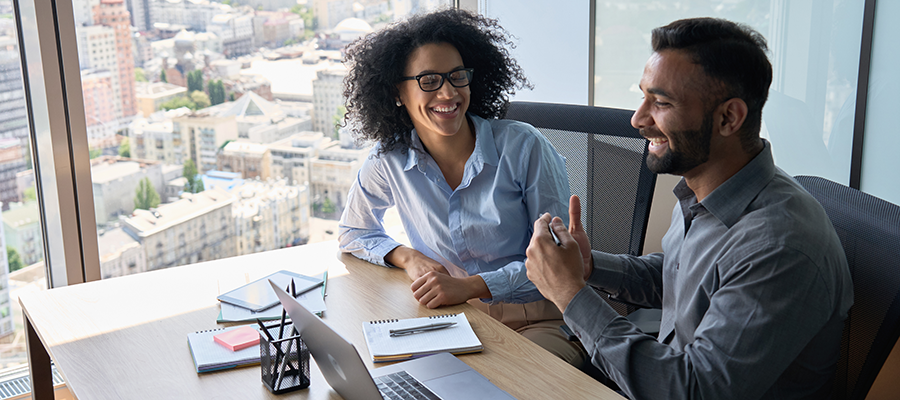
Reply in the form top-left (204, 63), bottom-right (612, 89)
top-left (794, 175), bottom-right (900, 400)
top-left (504, 101), bottom-right (656, 257)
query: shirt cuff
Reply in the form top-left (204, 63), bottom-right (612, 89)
top-left (369, 240), bottom-right (403, 267)
top-left (563, 286), bottom-right (621, 349)
top-left (587, 250), bottom-right (626, 295)
top-left (477, 270), bottom-right (508, 303)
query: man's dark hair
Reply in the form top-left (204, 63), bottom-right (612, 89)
top-left (342, 8), bottom-right (530, 156)
top-left (652, 18), bottom-right (772, 151)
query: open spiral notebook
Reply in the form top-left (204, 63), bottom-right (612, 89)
top-left (362, 312), bottom-right (483, 363)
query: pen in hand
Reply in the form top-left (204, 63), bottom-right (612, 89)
top-left (549, 226), bottom-right (562, 246)
top-left (389, 322), bottom-right (457, 337)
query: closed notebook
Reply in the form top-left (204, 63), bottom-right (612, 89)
top-left (362, 313), bottom-right (483, 363)
top-left (187, 325), bottom-right (260, 373)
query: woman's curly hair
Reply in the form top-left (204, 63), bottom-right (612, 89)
top-left (342, 8), bottom-right (531, 156)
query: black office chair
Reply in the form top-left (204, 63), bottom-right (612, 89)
top-left (505, 101), bottom-right (657, 316)
top-left (794, 175), bottom-right (900, 400)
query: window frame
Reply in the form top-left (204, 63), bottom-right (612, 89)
top-left (16, 0), bottom-right (101, 287)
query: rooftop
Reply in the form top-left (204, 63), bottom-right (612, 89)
top-left (97, 226), bottom-right (141, 260)
top-left (2, 201), bottom-right (40, 229)
top-left (123, 187), bottom-right (235, 236)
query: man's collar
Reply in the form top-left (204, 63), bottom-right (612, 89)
top-left (673, 140), bottom-right (776, 228)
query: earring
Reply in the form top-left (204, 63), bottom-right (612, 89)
top-left (396, 99), bottom-right (402, 107)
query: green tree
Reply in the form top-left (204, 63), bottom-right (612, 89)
top-left (23, 186), bottom-right (36, 202)
top-left (133, 177), bottom-right (161, 211)
top-left (160, 69), bottom-right (167, 83)
top-left (135, 68), bottom-right (147, 82)
top-left (183, 159), bottom-right (205, 194)
top-left (191, 90), bottom-right (210, 110)
top-left (7, 247), bottom-right (23, 272)
top-left (118, 137), bottom-right (131, 158)
top-left (290, 5), bottom-right (317, 31)
top-left (159, 96), bottom-right (195, 111)
top-left (208, 80), bottom-right (225, 105)
top-left (187, 70), bottom-right (204, 93)
top-left (332, 105), bottom-right (347, 137)
top-left (89, 148), bottom-right (102, 159)
top-left (321, 197), bottom-right (336, 215)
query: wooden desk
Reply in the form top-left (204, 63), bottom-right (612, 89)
top-left (20, 241), bottom-right (623, 399)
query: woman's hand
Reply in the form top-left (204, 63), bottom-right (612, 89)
top-left (411, 273), bottom-right (490, 308)
top-left (385, 246), bottom-right (449, 281)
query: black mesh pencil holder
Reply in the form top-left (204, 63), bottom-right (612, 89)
top-left (260, 321), bottom-right (310, 394)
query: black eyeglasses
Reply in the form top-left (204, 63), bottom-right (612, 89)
top-left (400, 68), bottom-right (474, 92)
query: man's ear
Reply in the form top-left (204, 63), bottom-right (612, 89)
top-left (716, 98), bottom-right (748, 138)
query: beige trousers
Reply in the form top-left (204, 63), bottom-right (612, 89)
top-left (468, 298), bottom-right (586, 368)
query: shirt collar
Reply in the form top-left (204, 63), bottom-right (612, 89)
top-left (402, 114), bottom-right (499, 172)
top-left (673, 139), bottom-right (776, 228)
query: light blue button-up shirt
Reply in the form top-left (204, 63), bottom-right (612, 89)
top-left (338, 114), bottom-right (570, 304)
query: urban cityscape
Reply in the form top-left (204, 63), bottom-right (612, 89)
top-left (0, 0), bottom-right (441, 375)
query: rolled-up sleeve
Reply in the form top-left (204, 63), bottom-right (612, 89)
top-left (338, 156), bottom-right (402, 266)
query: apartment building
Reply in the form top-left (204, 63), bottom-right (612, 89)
top-left (1, 201), bottom-right (42, 266)
top-left (121, 187), bottom-right (235, 270)
top-left (135, 81), bottom-right (188, 118)
top-left (232, 178), bottom-right (309, 256)
top-left (217, 141), bottom-right (270, 180)
top-left (311, 65), bottom-right (347, 137)
top-left (91, 156), bottom-right (166, 225)
top-left (267, 131), bottom-right (328, 186)
top-left (309, 139), bottom-right (369, 216)
top-left (97, 226), bottom-right (147, 279)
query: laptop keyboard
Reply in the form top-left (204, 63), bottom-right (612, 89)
top-left (375, 371), bottom-right (441, 400)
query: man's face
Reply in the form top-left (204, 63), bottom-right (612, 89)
top-left (631, 50), bottom-right (718, 176)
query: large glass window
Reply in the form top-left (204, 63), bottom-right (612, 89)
top-left (860, 0), bottom-right (900, 205)
top-left (592, 0), bottom-right (865, 185)
top-left (478, 1), bottom-right (589, 105)
top-left (0, 0), bottom-right (48, 375)
top-left (80, 0), bottom-right (450, 279)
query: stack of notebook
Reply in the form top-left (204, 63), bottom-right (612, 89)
top-left (187, 325), bottom-right (262, 373)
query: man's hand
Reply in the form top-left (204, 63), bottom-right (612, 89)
top-left (568, 195), bottom-right (594, 280)
top-left (410, 273), bottom-right (490, 309)
top-left (385, 246), bottom-right (449, 281)
top-left (525, 213), bottom-right (586, 312)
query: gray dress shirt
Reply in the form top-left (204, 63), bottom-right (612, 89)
top-left (564, 142), bottom-right (854, 400)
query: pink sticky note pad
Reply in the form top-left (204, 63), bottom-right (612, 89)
top-left (213, 325), bottom-right (260, 351)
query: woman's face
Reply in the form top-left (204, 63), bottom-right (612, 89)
top-left (397, 42), bottom-right (471, 143)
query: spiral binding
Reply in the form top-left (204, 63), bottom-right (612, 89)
top-left (428, 314), bottom-right (458, 319)
top-left (193, 327), bottom-right (226, 334)
top-left (369, 313), bottom-right (458, 324)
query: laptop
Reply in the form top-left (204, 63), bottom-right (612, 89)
top-left (269, 280), bottom-right (516, 400)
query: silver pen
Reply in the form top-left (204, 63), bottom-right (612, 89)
top-left (389, 322), bottom-right (457, 337)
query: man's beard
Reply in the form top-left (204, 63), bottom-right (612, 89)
top-left (644, 112), bottom-right (714, 175)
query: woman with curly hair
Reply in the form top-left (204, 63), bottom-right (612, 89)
top-left (338, 8), bottom-right (585, 366)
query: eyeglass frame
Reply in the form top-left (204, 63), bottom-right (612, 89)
top-left (399, 68), bottom-right (475, 92)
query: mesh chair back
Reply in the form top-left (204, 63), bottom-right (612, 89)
top-left (505, 102), bottom-right (656, 315)
top-left (505, 101), bottom-right (655, 256)
top-left (795, 175), bottom-right (900, 400)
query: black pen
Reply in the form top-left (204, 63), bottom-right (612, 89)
top-left (277, 283), bottom-right (290, 341)
top-left (549, 226), bottom-right (562, 246)
top-left (257, 318), bottom-right (275, 342)
top-left (258, 318), bottom-right (282, 387)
